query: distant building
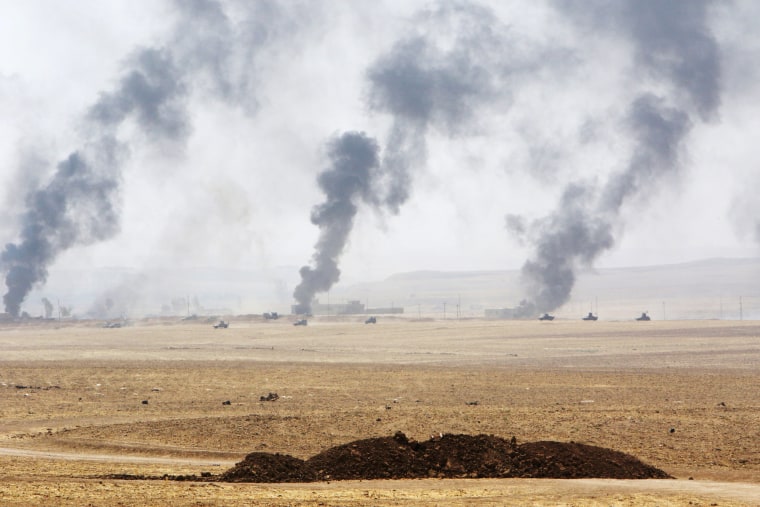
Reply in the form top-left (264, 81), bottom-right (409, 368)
top-left (292, 299), bottom-right (404, 316)
top-left (366, 306), bottom-right (404, 315)
top-left (485, 308), bottom-right (517, 319)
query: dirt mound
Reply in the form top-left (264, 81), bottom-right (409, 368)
top-left (514, 441), bottom-right (671, 479)
top-left (307, 432), bottom-right (424, 480)
top-left (412, 433), bottom-right (518, 478)
top-left (219, 452), bottom-right (313, 483)
top-left (219, 432), bottom-right (671, 482)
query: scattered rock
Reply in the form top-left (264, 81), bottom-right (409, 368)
top-left (141, 400), bottom-right (149, 405)
top-left (222, 400), bottom-right (231, 406)
top-left (260, 392), bottom-right (279, 402)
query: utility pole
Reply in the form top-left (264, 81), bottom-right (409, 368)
top-left (740, 296), bottom-right (743, 321)
top-left (443, 302), bottom-right (447, 320)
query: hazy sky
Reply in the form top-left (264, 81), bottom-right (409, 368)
top-left (1, 1), bottom-right (759, 303)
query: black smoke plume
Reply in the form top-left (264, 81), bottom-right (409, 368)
top-left (292, 3), bottom-right (527, 314)
top-left (169, 0), bottom-right (305, 115)
top-left (516, 185), bottom-right (614, 316)
top-left (41, 297), bottom-right (53, 319)
top-left (292, 132), bottom-right (380, 315)
top-left (367, 2), bottom-right (520, 213)
top-left (517, 0), bottom-right (721, 315)
top-left (1, 37), bottom-right (189, 318)
top-left (89, 48), bottom-right (189, 140)
top-left (1, 48), bottom-right (187, 316)
top-left (3, 0), bottom-right (301, 317)
top-left (1, 142), bottom-right (125, 317)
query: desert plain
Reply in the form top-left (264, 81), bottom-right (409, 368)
top-left (0, 316), bottom-right (759, 505)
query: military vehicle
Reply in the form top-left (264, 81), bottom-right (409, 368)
top-left (213, 320), bottom-right (229, 328)
top-left (293, 319), bottom-right (308, 326)
top-left (263, 312), bottom-right (279, 320)
top-left (365, 316), bottom-right (377, 324)
top-left (582, 312), bottom-right (598, 321)
top-left (636, 312), bottom-right (651, 321)
top-left (539, 313), bottom-right (555, 321)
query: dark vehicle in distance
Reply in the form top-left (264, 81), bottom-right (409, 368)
top-left (582, 312), bottom-right (598, 321)
top-left (365, 316), bottom-right (377, 324)
top-left (213, 320), bottom-right (229, 329)
top-left (263, 312), bottom-right (279, 320)
top-left (293, 319), bottom-right (308, 326)
top-left (539, 313), bottom-right (555, 321)
top-left (636, 312), bottom-right (651, 321)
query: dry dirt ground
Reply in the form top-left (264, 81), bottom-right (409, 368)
top-left (0, 317), bottom-right (759, 505)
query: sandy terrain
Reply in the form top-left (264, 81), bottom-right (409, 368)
top-left (0, 317), bottom-right (759, 505)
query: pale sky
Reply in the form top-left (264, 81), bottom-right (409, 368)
top-left (1, 1), bottom-right (759, 314)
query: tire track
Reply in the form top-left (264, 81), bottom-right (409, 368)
top-left (0, 446), bottom-right (236, 467)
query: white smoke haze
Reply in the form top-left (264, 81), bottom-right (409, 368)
top-left (0, 1), bottom-right (758, 317)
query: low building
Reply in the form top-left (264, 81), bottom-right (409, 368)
top-left (292, 299), bottom-right (405, 316)
top-left (366, 306), bottom-right (404, 315)
top-left (484, 308), bottom-right (517, 319)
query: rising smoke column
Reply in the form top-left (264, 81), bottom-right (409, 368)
top-left (41, 297), bottom-right (54, 319)
top-left (1, 145), bottom-right (123, 317)
top-left (2, 0), bottom-right (307, 317)
top-left (292, 132), bottom-right (381, 314)
top-left (0, 44), bottom-right (188, 316)
top-left (292, 2), bottom-right (524, 313)
top-left (367, 1), bottom-right (520, 213)
top-left (81, 0), bottom-right (319, 319)
top-left (88, 48), bottom-right (189, 140)
top-left (168, 0), bottom-right (307, 115)
top-left (1, 40), bottom-right (189, 317)
top-left (517, 185), bottom-right (615, 315)
top-left (515, 0), bottom-right (721, 315)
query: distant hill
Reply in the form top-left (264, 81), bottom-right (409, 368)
top-left (333, 258), bottom-right (760, 321)
top-left (24, 258), bottom-right (760, 320)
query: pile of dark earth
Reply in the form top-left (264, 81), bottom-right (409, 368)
top-left (101, 433), bottom-right (670, 482)
top-left (214, 432), bottom-right (670, 483)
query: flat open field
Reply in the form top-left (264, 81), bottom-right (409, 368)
top-left (1, 317), bottom-right (759, 505)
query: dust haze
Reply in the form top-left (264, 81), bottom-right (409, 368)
top-left (0, 1), bottom-right (757, 318)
